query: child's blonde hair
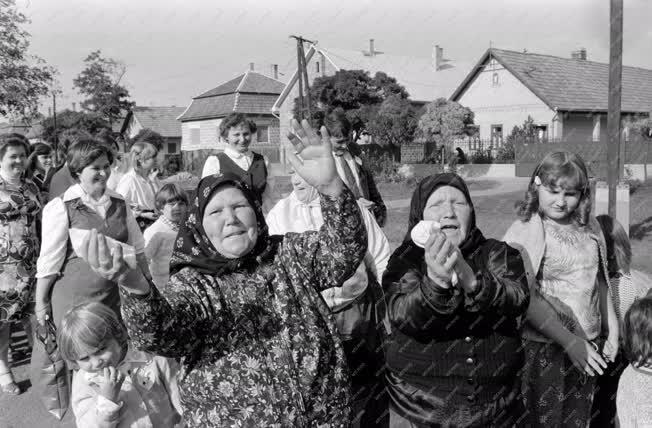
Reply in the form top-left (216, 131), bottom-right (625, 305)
top-left (596, 214), bottom-right (631, 275)
top-left (128, 141), bottom-right (158, 174)
top-left (515, 151), bottom-right (591, 226)
top-left (57, 302), bottom-right (128, 364)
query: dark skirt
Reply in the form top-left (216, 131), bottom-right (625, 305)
top-left (522, 340), bottom-right (596, 427)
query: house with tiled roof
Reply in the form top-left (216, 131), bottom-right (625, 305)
top-left (121, 106), bottom-right (186, 155)
top-left (273, 40), bottom-right (471, 151)
top-left (450, 48), bottom-right (652, 143)
top-left (177, 70), bottom-right (285, 173)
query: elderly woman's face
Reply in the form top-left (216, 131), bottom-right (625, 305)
top-left (202, 185), bottom-right (258, 259)
top-left (422, 186), bottom-right (471, 246)
top-left (289, 169), bottom-right (318, 204)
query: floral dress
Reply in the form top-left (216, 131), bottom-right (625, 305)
top-left (121, 188), bottom-right (366, 427)
top-left (0, 177), bottom-right (41, 323)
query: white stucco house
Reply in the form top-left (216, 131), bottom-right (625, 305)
top-left (450, 48), bottom-right (652, 144)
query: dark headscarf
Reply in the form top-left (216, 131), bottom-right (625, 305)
top-left (403, 172), bottom-right (485, 258)
top-left (169, 172), bottom-right (275, 276)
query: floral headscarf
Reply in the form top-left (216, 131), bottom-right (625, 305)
top-left (169, 172), bottom-right (273, 276)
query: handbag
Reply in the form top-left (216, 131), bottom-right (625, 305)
top-left (34, 314), bottom-right (70, 420)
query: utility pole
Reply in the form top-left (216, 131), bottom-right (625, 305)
top-left (290, 35), bottom-right (315, 121)
top-left (607, 0), bottom-right (623, 219)
top-left (52, 92), bottom-right (59, 163)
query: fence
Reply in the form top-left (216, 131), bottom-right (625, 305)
top-left (514, 137), bottom-right (652, 177)
top-left (452, 138), bottom-right (506, 159)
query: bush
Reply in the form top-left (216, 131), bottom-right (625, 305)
top-left (469, 150), bottom-right (494, 164)
top-left (494, 140), bottom-right (515, 163)
top-left (360, 152), bottom-right (415, 184)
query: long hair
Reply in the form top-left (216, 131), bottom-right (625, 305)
top-left (515, 151), bottom-right (591, 226)
top-left (623, 297), bottom-right (652, 368)
top-left (596, 215), bottom-right (631, 275)
top-left (57, 302), bottom-right (128, 365)
top-left (25, 142), bottom-right (53, 178)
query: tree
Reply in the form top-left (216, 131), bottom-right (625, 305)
top-left (367, 95), bottom-right (418, 150)
top-left (293, 69), bottom-right (410, 132)
top-left (41, 109), bottom-right (110, 144)
top-left (496, 116), bottom-right (539, 163)
top-left (0, 0), bottom-right (55, 123)
top-left (416, 98), bottom-right (475, 163)
top-left (73, 50), bottom-right (134, 127)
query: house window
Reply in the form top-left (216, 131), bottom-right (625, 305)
top-left (316, 61), bottom-right (320, 73)
top-left (190, 128), bottom-right (200, 145)
top-left (492, 72), bottom-right (500, 87)
top-left (534, 125), bottom-right (548, 141)
top-left (167, 142), bottom-right (177, 154)
top-left (490, 125), bottom-right (503, 145)
top-left (257, 125), bottom-right (269, 143)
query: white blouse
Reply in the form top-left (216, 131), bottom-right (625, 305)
top-left (36, 184), bottom-right (145, 278)
top-left (116, 170), bottom-right (160, 211)
top-left (201, 147), bottom-right (276, 212)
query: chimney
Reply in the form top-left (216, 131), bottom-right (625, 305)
top-left (249, 62), bottom-right (255, 71)
top-left (434, 45), bottom-right (443, 71)
top-left (571, 48), bottom-right (587, 60)
top-left (369, 39), bottom-right (375, 56)
top-left (270, 64), bottom-right (278, 80)
top-left (72, 102), bottom-right (76, 112)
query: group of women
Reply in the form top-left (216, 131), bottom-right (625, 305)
top-left (0, 133), bottom-right (162, 396)
top-left (0, 112), bottom-right (634, 427)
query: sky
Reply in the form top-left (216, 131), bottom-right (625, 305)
top-left (16, 0), bottom-right (652, 112)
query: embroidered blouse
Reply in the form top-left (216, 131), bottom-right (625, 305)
top-left (537, 220), bottom-right (600, 340)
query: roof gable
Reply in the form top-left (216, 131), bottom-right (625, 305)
top-left (196, 71), bottom-right (285, 99)
top-left (127, 106), bottom-right (185, 137)
top-left (451, 48), bottom-right (652, 113)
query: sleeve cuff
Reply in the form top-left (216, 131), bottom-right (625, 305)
top-left (420, 275), bottom-right (462, 314)
top-left (96, 394), bottom-right (123, 415)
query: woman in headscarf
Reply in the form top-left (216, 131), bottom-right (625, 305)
top-left (383, 173), bottom-right (530, 427)
top-left (79, 119), bottom-right (367, 427)
top-left (266, 167), bottom-right (391, 427)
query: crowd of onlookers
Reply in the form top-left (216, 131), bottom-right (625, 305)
top-left (0, 110), bottom-right (651, 427)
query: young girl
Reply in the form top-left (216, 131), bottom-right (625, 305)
top-left (58, 301), bottom-right (183, 427)
top-left (117, 142), bottom-right (161, 230)
top-left (503, 151), bottom-right (619, 427)
top-left (617, 296), bottom-right (652, 427)
top-left (591, 215), bottom-right (652, 427)
top-left (25, 142), bottom-right (55, 201)
top-left (144, 184), bottom-right (188, 290)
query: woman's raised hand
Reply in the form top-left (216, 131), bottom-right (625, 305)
top-left (286, 119), bottom-right (342, 196)
top-left (82, 229), bottom-right (150, 294)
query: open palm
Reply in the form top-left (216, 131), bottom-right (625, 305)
top-left (287, 119), bottom-right (338, 190)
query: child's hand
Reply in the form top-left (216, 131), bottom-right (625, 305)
top-left (563, 336), bottom-right (607, 376)
top-left (92, 367), bottom-right (126, 402)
